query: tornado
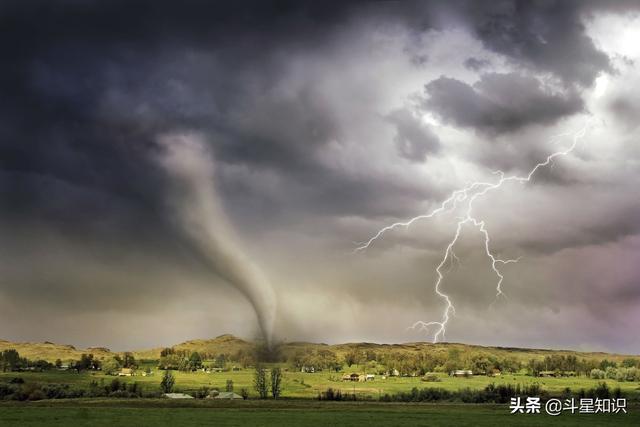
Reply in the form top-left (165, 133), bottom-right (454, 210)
top-left (155, 133), bottom-right (276, 345)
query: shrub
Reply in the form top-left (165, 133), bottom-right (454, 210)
top-left (318, 388), bottom-right (357, 401)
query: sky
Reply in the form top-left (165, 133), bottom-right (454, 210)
top-left (1, 0), bottom-right (639, 353)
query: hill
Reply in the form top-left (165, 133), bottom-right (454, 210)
top-left (0, 335), bottom-right (637, 364)
top-left (133, 334), bottom-right (254, 359)
top-left (0, 339), bottom-right (112, 362)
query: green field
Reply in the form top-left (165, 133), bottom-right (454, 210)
top-left (0, 399), bottom-right (637, 427)
top-left (2, 364), bottom-right (640, 399)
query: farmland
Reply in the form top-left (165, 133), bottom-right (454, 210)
top-left (1, 364), bottom-right (640, 400)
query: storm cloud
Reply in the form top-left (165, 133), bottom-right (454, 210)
top-left (0, 0), bottom-right (639, 353)
top-left (423, 73), bottom-right (584, 136)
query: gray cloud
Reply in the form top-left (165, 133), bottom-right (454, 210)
top-left (0, 0), bottom-right (639, 353)
top-left (387, 108), bottom-right (441, 162)
top-left (464, 57), bottom-right (491, 71)
top-left (423, 72), bottom-right (584, 135)
top-left (459, 0), bottom-right (613, 87)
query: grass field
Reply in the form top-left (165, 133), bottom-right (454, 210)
top-left (2, 363), bottom-right (640, 399)
top-left (0, 399), bottom-right (637, 427)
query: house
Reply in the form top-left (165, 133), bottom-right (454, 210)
top-left (390, 369), bottom-right (400, 377)
top-left (538, 371), bottom-right (558, 377)
top-left (214, 392), bottom-right (243, 400)
top-left (300, 366), bottom-right (315, 373)
top-left (118, 368), bottom-right (134, 377)
top-left (450, 370), bottom-right (473, 377)
top-left (365, 374), bottom-right (375, 381)
top-left (163, 393), bottom-right (194, 399)
top-left (343, 373), bottom-right (361, 381)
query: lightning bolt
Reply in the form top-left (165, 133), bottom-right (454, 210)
top-left (355, 122), bottom-right (591, 342)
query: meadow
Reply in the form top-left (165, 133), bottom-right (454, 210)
top-left (2, 362), bottom-right (640, 400)
top-left (0, 399), bottom-right (638, 427)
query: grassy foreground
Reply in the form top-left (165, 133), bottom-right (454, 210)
top-left (0, 399), bottom-right (637, 427)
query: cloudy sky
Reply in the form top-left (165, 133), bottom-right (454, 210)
top-left (1, 0), bottom-right (639, 353)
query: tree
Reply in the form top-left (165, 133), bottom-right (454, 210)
top-left (226, 379), bottom-right (234, 392)
top-left (77, 354), bottom-right (97, 372)
top-left (55, 359), bottom-right (62, 369)
top-left (1, 349), bottom-right (21, 372)
top-left (270, 367), bottom-right (282, 399)
top-left (254, 364), bottom-right (269, 399)
top-left (122, 352), bottom-right (136, 369)
top-left (158, 354), bottom-right (181, 370)
top-left (344, 350), bottom-right (361, 368)
top-left (188, 352), bottom-right (203, 371)
top-left (214, 354), bottom-right (227, 368)
top-left (160, 370), bottom-right (175, 393)
top-left (102, 357), bottom-right (122, 375)
top-left (160, 348), bottom-right (175, 357)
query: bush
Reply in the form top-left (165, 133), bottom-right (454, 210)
top-left (605, 367), bottom-right (617, 379)
top-left (379, 383), bottom-right (545, 403)
top-left (318, 388), bottom-right (357, 401)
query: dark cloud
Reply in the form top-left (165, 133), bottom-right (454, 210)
top-left (423, 72), bottom-right (584, 135)
top-left (387, 108), bottom-right (441, 162)
top-left (457, 0), bottom-right (613, 86)
top-left (0, 0), bottom-right (639, 352)
top-left (464, 57), bottom-right (491, 71)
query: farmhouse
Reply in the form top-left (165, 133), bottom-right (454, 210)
top-left (214, 392), bottom-right (243, 400)
top-left (343, 373), bottom-right (362, 381)
top-left (118, 368), bottom-right (134, 377)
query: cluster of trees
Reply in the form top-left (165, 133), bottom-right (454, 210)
top-left (253, 365), bottom-right (282, 399)
top-left (379, 382), bottom-right (622, 403)
top-left (100, 353), bottom-right (137, 375)
top-left (290, 347), bottom-right (525, 376)
top-left (289, 349), bottom-right (341, 372)
top-left (156, 347), bottom-right (271, 370)
top-left (591, 366), bottom-right (640, 382)
top-left (1, 349), bottom-right (145, 375)
top-left (1, 350), bottom-right (53, 372)
top-left (72, 354), bottom-right (101, 372)
top-left (318, 388), bottom-right (358, 401)
top-left (158, 349), bottom-right (203, 372)
top-left (527, 356), bottom-right (640, 377)
top-left (0, 377), bottom-right (149, 401)
top-left (527, 355), bottom-right (581, 376)
top-left (369, 349), bottom-right (520, 376)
